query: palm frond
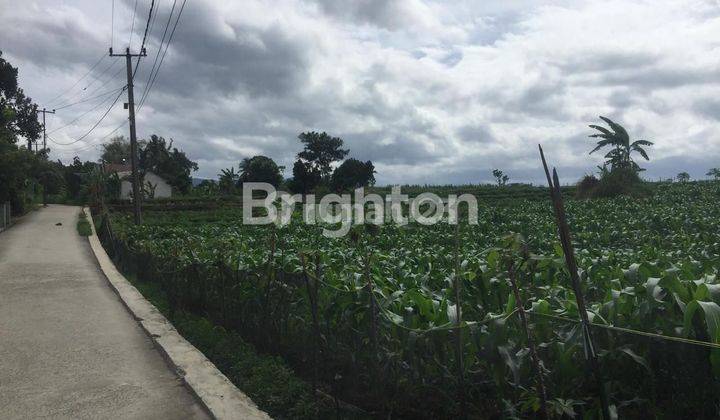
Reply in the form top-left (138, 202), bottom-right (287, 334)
top-left (589, 124), bottom-right (613, 136)
top-left (599, 116), bottom-right (630, 145)
top-left (633, 145), bottom-right (650, 160)
top-left (589, 140), bottom-right (614, 154)
top-left (631, 140), bottom-right (654, 147)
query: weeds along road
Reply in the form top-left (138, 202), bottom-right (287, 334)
top-left (0, 205), bottom-right (209, 419)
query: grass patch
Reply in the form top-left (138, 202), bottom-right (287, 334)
top-left (77, 210), bottom-right (93, 236)
top-left (125, 274), bottom-right (337, 419)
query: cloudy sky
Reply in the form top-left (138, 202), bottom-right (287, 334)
top-left (2, 0), bottom-right (719, 184)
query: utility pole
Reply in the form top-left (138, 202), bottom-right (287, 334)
top-left (38, 108), bottom-right (56, 155)
top-left (110, 47), bottom-right (146, 225)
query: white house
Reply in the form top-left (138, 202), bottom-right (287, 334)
top-left (104, 164), bottom-right (173, 199)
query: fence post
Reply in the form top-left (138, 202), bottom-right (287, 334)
top-left (539, 145), bottom-right (611, 420)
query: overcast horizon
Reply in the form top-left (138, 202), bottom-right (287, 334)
top-left (2, 0), bottom-right (719, 185)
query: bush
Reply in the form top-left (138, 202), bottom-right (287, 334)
top-left (77, 210), bottom-right (93, 236)
top-left (576, 174), bottom-right (600, 198)
top-left (577, 167), bottom-right (648, 199)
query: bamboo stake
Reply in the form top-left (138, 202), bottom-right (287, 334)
top-left (538, 145), bottom-right (611, 420)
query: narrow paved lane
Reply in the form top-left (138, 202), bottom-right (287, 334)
top-left (0, 205), bottom-right (210, 419)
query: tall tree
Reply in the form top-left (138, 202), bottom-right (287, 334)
top-left (706, 168), bottom-right (720, 180)
top-left (297, 131), bottom-right (349, 179)
top-left (492, 169), bottom-right (509, 187)
top-left (100, 136), bottom-right (132, 164)
top-left (331, 158), bottom-right (375, 191)
top-left (589, 116), bottom-right (653, 172)
top-left (288, 159), bottom-right (322, 194)
top-left (0, 50), bottom-right (41, 148)
top-left (676, 172), bottom-right (690, 183)
top-left (139, 135), bottom-right (198, 194)
top-left (0, 50), bottom-right (54, 213)
top-left (239, 155), bottom-right (284, 187)
top-left (103, 135), bottom-right (198, 194)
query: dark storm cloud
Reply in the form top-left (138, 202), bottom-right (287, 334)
top-left (343, 132), bottom-right (448, 165)
top-left (310, 0), bottom-right (410, 30)
top-left (1, 8), bottom-right (104, 70)
top-left (457, 124), bottom-right (495, 144)
top-left (137, 1), bottom-right (311, 99)
top-left (692, 98), bottom-right (720, 121)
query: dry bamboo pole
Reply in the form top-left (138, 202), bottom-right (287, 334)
top-left (538, 145), bottom-right (611, 420)
top-left (507, 262), bottom-right (548, 420)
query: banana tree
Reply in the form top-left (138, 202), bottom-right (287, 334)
top-left (589, 116), bottom-right (653, 172)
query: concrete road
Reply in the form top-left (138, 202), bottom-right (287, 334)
top-left (0, 205), bottom-right (210, 419)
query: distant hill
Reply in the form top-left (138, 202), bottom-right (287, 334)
top-left (192, 177), bottom-right (214, 187)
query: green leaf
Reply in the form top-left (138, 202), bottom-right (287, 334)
top-left (683, 300), bottom-right (720, 342)
top-left (619, 347), bottom-right (651, 372)
top-left (645, 277), bottom-right (665, 302)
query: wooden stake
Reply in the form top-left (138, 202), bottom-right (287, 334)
top-left (538, 145), bottom-right (611, 420)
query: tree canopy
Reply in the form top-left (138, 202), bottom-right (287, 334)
top-left (0, 51), bottom-right (41, 149)
top-left (100, 136), bottom-right (133, 164)
top-left (239, 155), bottom-right (284, 187)
top-left (0, 50), bottom-right (54, 212)
top-left (331, 158), bottom-right (375, 191)
top-left (101, 135), bottom-right (198, 194)
top-left (297, 131), bottom-right (349, 179)
top-left (139, 135), bottom-right (198, 194)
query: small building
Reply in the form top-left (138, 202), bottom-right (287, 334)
top-left (103, 163), bottom-right (173, 199)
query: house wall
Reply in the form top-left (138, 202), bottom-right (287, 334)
top-left (118, 171), bottom-right (172, 199)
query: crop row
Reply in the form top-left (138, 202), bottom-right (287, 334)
top-left (99, 182), bottom-right (720, 418)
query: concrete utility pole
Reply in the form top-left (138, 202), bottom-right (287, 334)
top-left (38, 108), bottom-right (56, 155)
top-left (110, 47), bottom-right (146, 225)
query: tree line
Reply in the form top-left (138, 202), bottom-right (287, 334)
top-left (207, 131), bottom-right (376, 196)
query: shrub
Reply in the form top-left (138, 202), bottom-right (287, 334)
top-left (577, 167), bottom-right (648, 199)
top-left (576, 174), bottom-right (600, 198)
top-left (77, 210), bottom-right (92, 236)
top-left (594, 167), bottom-right (648, 198)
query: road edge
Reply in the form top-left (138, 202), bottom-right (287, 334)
top-left (85, 208), bottom-right (271, 420)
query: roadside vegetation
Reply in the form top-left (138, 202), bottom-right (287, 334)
top-left (121, 271), bottom-right (337, 419)
top-left (76, 209), bottom-right (92, 236)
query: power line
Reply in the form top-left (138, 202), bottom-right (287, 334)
top-left (111, 0), bottom-right (115, 49)
top-left (137, 0), bottom-right (177, 110)
top-left (49, 87), bottom-right (126, 146)
top-left (133, 0), bottom-right (156, 78)
top-left (138, 0), bottom-right (186, 113)
top-left (46, 54), bottom-right (106, 106)
top-left (128, 0), bottom-right (139, 48)
top-left (53, 86), bottom-right (125, 111)
top-left (80, 59), bottom-right (121, 96)
top-left (48, 89), bottom-right (124, 134)
top-left (50, 120), bottom-right (128, 155)
top-left (83, 64), bottom-right (125, 99)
